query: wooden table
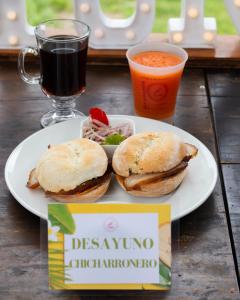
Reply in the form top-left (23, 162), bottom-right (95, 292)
top-left (0, 61), bottom-right (240, 299)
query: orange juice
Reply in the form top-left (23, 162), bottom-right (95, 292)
top-left (127, 46), bottom-right (187, 121)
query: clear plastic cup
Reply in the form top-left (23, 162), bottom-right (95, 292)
top-left (126, 42), bottom-right (188, 123)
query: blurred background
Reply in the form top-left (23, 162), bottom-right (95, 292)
top-left (26, 0), bottom-right (237, 34)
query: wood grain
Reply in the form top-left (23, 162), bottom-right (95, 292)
top-left (222, 165), bottom-right (240, 274)
top-left (0, 63), bottom-right (239, 299)
top-left (207, 71), bottom-right (240, 281)
top-left (207, 69), bottom-right (240, 97)
top-left (211, 97), bottom-right (240, 163)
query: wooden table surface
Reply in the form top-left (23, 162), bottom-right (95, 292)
top-left (0, 61), bottom-right (240, 299)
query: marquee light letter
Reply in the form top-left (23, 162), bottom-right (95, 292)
top-left (168, 0), bottom-right (217, 48)
top-left (0, 0), bottom-right (34, 48)
top-left (75, 0), bottom-right (155, 49)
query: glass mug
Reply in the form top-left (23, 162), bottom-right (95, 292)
top-left (127, 42), bottom-right (188, 123)
top-left (18, 19), bottom-right (90, 127)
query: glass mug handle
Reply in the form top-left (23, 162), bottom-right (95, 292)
top-left (18, 46), bottom-right (40, 84)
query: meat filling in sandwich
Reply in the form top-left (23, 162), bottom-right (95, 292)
top-left (112, 132), bottom-right (198, 197)
top-left (27, 138), bottom-right (111, 203)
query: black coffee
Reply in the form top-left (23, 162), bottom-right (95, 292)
top-left (40, 35), bottom-right (88, 97)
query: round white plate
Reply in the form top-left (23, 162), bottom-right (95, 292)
top-left (5, 115), bottom-right (217, 221)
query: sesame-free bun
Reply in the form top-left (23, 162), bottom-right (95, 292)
top-left (35, 138), bottom-right (108, 193)
top-left (112, 132), bottom-right (197, 197)
top-left (112, 132), bottom-right (196, 177)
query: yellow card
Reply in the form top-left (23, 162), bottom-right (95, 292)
top-left (48, 203), bottom-right (171, 290)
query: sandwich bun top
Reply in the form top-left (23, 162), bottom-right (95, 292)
top-left (35, 138), bottom-right (108, 193)
top-left (112, 132), bottom-right (196, 177)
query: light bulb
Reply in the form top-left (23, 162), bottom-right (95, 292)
top-left (79, 3), bottom-right (91, 13)
top-left (126, 30), bottom-right (136, 40)
top-left (173, 32), bottom-right (183, 43)
top-left (8, 35), bottom-right (19, 46)
top-left (204, 32), bottom-right (214, 42)
top-left (140, 3), bottom-right (151, 13)
top-left (234, 0), bottom-right (240, 7)
top-left (6, 10), bottom-right (17, 21)
top-left (187, 7), bottom-right (199, 19)
top-left (95, 28), bottom-right (104, 39)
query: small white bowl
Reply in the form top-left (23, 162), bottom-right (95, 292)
top-left (80, 116), bottom-right (135, 159)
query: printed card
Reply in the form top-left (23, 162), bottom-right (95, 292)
top-left (48, 203), bottom-right (171, 290)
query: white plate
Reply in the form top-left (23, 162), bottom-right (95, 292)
top-left (5, 115), bottom-right (217, 221)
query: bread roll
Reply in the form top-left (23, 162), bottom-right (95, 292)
top-left (112, 132), bottom-right (197, 197)
top-left (36, 138), bottom-right (107, 193)
top-left (27, 138), bottom-right (111, 202)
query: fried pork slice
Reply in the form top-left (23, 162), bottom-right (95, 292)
top-left (27, 168), bottom-right (40, 189)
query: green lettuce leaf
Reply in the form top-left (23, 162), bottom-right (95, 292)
top-left (103, 133), bottom-right (126, 145)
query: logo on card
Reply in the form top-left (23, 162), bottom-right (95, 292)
top-left (104, 217), bottom-right (119, 232)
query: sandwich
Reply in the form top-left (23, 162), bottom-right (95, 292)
top-left (112, 132), bottom-right (197, 197)
top-left (27, 138), bottom-right (111, 202)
